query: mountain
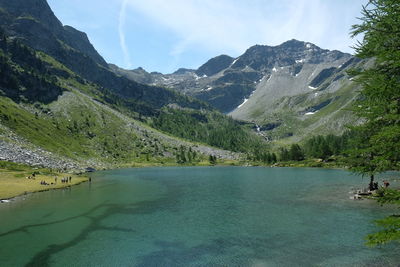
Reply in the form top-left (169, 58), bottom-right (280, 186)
top-left (115, 40), bottom-right (366, 142)
top-left (0, 0), bottom-right (267, 169)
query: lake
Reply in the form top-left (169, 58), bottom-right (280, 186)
top-left (0, 167), bottom-right (399, 266)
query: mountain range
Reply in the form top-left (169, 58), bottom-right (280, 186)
top-left (113, 39), bottom-right (368, 142)
top-left (0, 0), bottom-right (365, 169)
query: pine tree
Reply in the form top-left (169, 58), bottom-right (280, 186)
top-left (271, 153), bottom-right (277, 163)
top-left (350, 0), bottom-right (400, 246)
top-left (289, 144), bottom-right (304, 161)
top-left (209, 155), bottom-right (217, 165)
top-left (350, 0), bottom-right (400, 171)
top-left (279, 148), bottom-right (290, 162)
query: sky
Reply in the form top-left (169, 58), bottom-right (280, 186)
top-left (47, 0), bottom-right (368, 74)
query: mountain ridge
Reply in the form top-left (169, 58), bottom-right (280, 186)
top-left (113, 39), bottom-right (364, 142)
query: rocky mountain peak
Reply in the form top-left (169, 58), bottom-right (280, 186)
top-left (173, 68), bottom-right (195, 75)
top-left (280, 39), bottom-right (306, 47)
top-left (231, 40), bottom-right (349, 72)
top-left (196, 54), bottom-right (234, 77)
top-left (0, 0), bottom-right (107, 67)
top-left (279, 39), bottom-right (317, 51)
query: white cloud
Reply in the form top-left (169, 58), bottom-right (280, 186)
top-left (124, 0), bottom-right (366, 57)
top-left (119, 0), bottom-right (133, 68)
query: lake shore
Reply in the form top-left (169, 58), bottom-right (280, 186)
top-left (0, 158), bottom-right (338, 201)
top-left (0, 162), bottom-right (89, 201)
top-left (1, 156), bottom-right (395, 202)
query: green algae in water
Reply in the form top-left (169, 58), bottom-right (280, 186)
top-left (0, 167), bottom-right (399, 266)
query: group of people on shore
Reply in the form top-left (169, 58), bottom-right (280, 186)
top-left (60, 176), bottom-right (72, 183)
top-left (38, 176), bottom-right (72, 186)
top-left (40, 180), bottom-right (51, 186)
top-left (371, 180), bottom-right (390, 191)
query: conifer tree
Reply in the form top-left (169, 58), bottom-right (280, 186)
top-left (289, 144), bottom-right (304, 161)
top-left (350, 0), bottom-right (400, 246)
top-left (350, 0), bottom-right (400, 172)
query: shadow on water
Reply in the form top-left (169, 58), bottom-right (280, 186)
top-left (24, 202), bottom-right (137, 267)
top-left (0, 182), bottom-right (182, 267)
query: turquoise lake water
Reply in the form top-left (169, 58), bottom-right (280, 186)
top-left (0, 167), bottom-right (399, 266)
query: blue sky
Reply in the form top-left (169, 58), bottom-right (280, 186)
top-left (48, 0), bottom-right (368, 74)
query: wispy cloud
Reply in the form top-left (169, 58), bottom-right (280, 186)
top-left (124, 0), bottom-right (366, 57)
top-left (118, 0), bottom-right (132, 68)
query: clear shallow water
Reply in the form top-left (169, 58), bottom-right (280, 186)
top-left (0, 167), bottom-right (399, 266)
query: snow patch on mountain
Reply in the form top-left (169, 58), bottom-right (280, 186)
top-left (230, 58), bottom-right (239, 67)
top-left (238, 98), bottom-right (249, 108)
top-left (237, 89), bottom-right (257, 109)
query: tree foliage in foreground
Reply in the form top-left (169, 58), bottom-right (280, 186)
top-left (350, 0), bottom-right (400, 246)
top-left (366, 189), bottom-right (400, 246)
